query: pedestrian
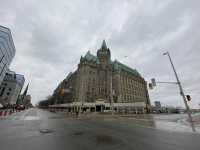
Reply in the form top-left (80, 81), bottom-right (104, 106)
top-left (76, 110), bottom-right (79, 117)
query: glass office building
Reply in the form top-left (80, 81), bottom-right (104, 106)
top-left (0, 25), bottom-right (16, 84)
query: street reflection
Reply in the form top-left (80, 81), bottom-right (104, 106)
top-left (90, 113), bottom-right (200, 134)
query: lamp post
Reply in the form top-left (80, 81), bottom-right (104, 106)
top-left (163, 51), bottom-right (195, 132)
top-left (110, 70), bottom-right (114, 115)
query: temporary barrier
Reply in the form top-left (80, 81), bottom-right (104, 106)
top-left (0, 109), bottom-right (17, 118)
top-left (3, 110), bottom-right (8, 116)
top-left (0, 110), bottom-right (3, 116)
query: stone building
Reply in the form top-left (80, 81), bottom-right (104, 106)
top-left (52, 40), bottom-right (150, 113)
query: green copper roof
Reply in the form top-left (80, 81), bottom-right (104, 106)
top-left (82, 51), bottom-right (140, 77)
top-left (113, 60), bottom-right (141, 77)
top-left (84, 51), bottom-right (100, 64)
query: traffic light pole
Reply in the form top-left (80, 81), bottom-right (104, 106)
top-left (164, 52), bottom-right (195, 132)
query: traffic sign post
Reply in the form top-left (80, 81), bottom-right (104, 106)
top-left (163, 51), bottom-right (195, 132)
top-left (149, 52), bottom-right (196, 132)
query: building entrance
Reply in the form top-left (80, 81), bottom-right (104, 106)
top-left (95, 105), bottom-right (105, 112)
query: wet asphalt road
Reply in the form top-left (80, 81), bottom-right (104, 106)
top-left (0, 108), bottom-right (200, 150)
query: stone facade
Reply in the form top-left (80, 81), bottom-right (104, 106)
top-left (52, 40), bottom-right (151, 112)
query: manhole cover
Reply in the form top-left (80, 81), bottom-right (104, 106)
top-left (95, 134), bottom-right (119, 145)
top-left (39, 129), bottom-right (54, 134)
top-left (73, 131), bottom-right (84, 136)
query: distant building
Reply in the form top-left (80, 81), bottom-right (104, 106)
top-left (154, 101), bottom-right (161, 108)
top-left (0, 70), bottom-right (25, 105)
top-left (0, 25), bottom-right (16, 84)
top-left (19, 94), bottom-right (32, 108)
top-left (152, 101), bottom-right (163, 113)
top-left (51, 40), bottom-right (151, 113)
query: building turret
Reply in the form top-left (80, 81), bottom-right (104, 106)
top-left (97, 40), bottom-right (111, 66)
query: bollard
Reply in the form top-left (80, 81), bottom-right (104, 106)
top-left (0, 111), bottom-right (3, 116)
top-left (9, 110), bottom-right (12, 115)
top-left (4, 110), bottom-right (7, 116)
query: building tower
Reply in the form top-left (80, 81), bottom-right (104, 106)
top-left (96, 40), bottom-right (112, 102)
top-left (97, 40), bottom-right (111, 67)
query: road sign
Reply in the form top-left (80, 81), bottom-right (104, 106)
top-left (149, 83), bottom-right (153, 89)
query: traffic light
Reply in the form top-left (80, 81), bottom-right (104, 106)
top-left (149, 83), bottom-right (153, 90)
top-left (186, 95), bottom-right (191, 101)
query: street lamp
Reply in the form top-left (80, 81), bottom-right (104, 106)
top-left (163, 51), bottom-right (195, 132)
top-left (110, 70), bottom-right (114, 115)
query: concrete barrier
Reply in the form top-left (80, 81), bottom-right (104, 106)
top-left (0, 110), bottom-right (9, 117)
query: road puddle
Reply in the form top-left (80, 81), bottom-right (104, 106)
top-left (96, 134), bottom-right (116, 144)
top-left (73, 131), bottom-right (84, 136)
top-left (39, 129), bottom-right (54, 134)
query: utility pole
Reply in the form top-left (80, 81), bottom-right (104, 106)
top-left (79, 69), bottom-right (85, 116)
top-left (163, 51), bottom-right (195, 132)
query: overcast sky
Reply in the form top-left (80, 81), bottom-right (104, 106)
top-left (0, 0), bottom-right (199, 108)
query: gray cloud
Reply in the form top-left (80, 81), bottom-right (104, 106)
top-left (0, 0), bottom-right (199, 108)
